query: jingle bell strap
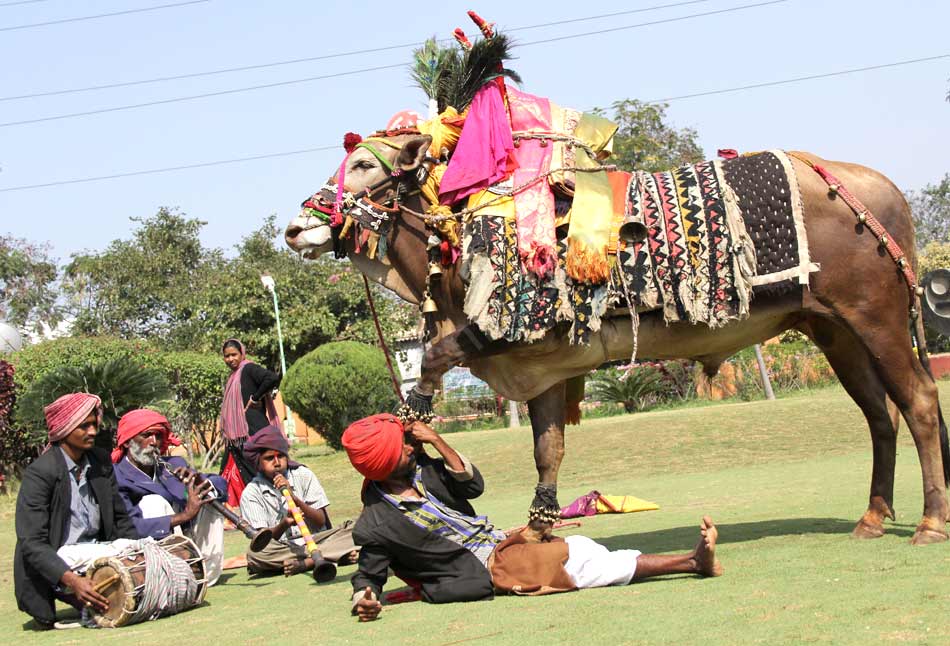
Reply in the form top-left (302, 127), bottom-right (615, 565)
top-left (788, 152), bottom-right (919, 315)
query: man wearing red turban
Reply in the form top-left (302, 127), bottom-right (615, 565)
top-left (14, 393), bottom-right (140, 629)
top-left (341, 414), bottom-right (725, 623)
top-left (112, 409), bottom-right (227, 585)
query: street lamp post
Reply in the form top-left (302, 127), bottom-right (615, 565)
top-left (260, 272), bottom-right (297, 441)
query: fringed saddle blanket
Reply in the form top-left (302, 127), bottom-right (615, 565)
top-left (462, 150), bottom-right (819, 346)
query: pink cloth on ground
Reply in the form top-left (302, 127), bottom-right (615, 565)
top-left (508, 87), bottom-right (557, 278)
top-left (438, 83), bottom-right (517, 206)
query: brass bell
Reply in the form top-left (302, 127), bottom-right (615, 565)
top-left (618, 217), bottom-right (648, 244)
top-left (422, 296), bottom-right (439, 314)
top-left (428, 263), bottom-right (443, 279)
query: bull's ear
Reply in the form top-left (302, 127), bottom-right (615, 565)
top-left (396, 135), bottom-right (433, 172)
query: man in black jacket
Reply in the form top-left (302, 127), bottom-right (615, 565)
top-left (341, 413), bottom-right (724, 622)
top-left (342, 413), bottom-right (500, 618)
top-left (14, 392), bottom-right (139, 629)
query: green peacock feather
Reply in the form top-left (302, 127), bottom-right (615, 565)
top-left (410, 33), bottom-right (521, 114)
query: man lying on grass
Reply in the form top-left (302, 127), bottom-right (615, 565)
top-left (341, 414), bottom-right (723, 622)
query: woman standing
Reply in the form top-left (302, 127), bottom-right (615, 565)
top-left (219, 338), bottom-right (281, 504)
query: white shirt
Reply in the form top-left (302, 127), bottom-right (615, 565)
top-left (239, 465), bottom-right (329, 545)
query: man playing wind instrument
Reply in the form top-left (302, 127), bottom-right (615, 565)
top-left (113, 408), bottom-right (227, 585)
top-left (239, 425), bottom-right (358, 577)
top-left (341, 414), bottom-right (723, 622)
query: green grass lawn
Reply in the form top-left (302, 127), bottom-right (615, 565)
top-left (3, 382), bottom-right (950, 645)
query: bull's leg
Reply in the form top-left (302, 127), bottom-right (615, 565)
top-left (801, 318), bottom-right (899, 538)
top-left (836, 313), bottom-right (948, 544)
top-left (523, 380), bottom-right (567, 542)
top-left (410, 325), bottom-right (508, 413)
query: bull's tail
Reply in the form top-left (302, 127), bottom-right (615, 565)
top-left (911, 299), bottom-right (950, 487)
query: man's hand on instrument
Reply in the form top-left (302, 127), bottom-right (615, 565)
top-left (355, 587), bottom-right (382, 622)
top-left (62, 571), bottom-right (109, 613)
top-left (407, 421), bottom-right (441, 446)
top-left (407, 421), bottom-right (466, 473)
top-left (182, 480), bottom-right (214, 520)
top-left (272, 472), bottom-right (290, 492)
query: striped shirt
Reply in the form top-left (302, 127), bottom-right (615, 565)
top-left (61, 448), bottom-right (100, 544)
top-left (239, 465), bottom-right (329, 546)
top-left (376, 464), bottom-right (506, 567)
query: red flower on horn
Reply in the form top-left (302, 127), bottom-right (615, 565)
top-left (343, 132), bottom-right (363, 153)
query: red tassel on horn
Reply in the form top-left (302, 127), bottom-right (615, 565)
top-left (453, 28), bottom-right (472, 50)
top-left (467, 11), bottom-right (494, 38)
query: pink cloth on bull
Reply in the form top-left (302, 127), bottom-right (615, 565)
top-left (44, 392), bottom-right (102, 444)
top-left (438, 83), bottom-right (517, 206)
top-left (508, 87), bottom-right (557, 279)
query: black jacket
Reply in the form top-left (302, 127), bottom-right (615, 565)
top-left (351, 454), bottom-right (494, 604)
top-left (240, 363), bottom-right (281, 434)
top-left (14, 447), bottom-right (138, 625)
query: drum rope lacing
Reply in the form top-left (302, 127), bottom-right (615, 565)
top-left (132, 540), bottom-right (199, 623)
top-left (83, 539), bottom-right (199, 627)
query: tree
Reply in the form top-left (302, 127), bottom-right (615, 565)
top-left (0, 235), bottom-right (60, 335)
top-left (908, 174), bottom-right (950, 249)
top-left (169, 216), bottom-right (415, 368)
top-left (16, 356), bottom-right (173, 450)
top-left (587, 365), bottom-right (666, 413)
top-left (282, 341), bottom-right (399, 450)
top-left (596, 99), bottom-right (705, 173)
top-left (63, 208), bottom-right (217, 341)
top-left (63, 208), bottom-right (415, 370)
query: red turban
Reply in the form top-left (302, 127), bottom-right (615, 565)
top-left (112, 408), bottom-right (182, 463)
top-left (341, 413), bottom-right (405, 481)
top-left (44, 393), bottom-right (102, 444)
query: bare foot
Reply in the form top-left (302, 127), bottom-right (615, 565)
top-left (337, 550), bottom-right (360, 566)
top-left (282, 557), bottom-right (313, 577)
top-left (694, 516), bottom-right (724, 577)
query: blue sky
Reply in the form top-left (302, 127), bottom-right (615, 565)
top-left (0, 0), bottom-right (947, 263)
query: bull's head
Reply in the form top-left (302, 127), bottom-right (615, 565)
top-left (284, 134), bottom-right (432, 260)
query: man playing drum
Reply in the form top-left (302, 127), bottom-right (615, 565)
top-left (14, 393), bottom-right (140, 630)
top-left (113, 409), bottom-right (227, 585)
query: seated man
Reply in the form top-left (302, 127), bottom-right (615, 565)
top-left (341, 414), bottom-right (723, 622)
top-left (239, 425), bottom-right (357, 577)
top-left (14, 393), bottom-right (140, 630)
top-left (113, 408), bottom-right (226, 585)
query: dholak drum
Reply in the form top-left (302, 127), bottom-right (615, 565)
top-left (85, 535), bottom-right (208, 628)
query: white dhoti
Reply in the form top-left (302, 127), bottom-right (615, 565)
top-left (563, 535), bottom-right (641, 589)
top-left (138, 494), bottom-right (224, 586)
top-left (56, 538), bottom-right (145, 573)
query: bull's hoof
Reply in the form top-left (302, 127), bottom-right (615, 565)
top-left (910, 525), bottom-right (949, 546)
top-left (852, 518), bottom-right (885, 539)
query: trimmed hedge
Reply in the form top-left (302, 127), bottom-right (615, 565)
top-left (4, 336), bottom-right (230, 456)
top-left (282, 341), bottom-right (399, 450)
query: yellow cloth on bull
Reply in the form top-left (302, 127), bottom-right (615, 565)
top-left (417, 106), bottom-right (464, 158)
top-left (465, 185), bottom-right (515, 221)
top-left (595, 494), bottom-right (659, 514)
top-left (565, 112), bottom-right (619, 284)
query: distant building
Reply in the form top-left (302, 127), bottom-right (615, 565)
top-left (391, 333), bottom-right (490, 398)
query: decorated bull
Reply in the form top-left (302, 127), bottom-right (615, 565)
top-left (285, 15), bottom-right (948, 545)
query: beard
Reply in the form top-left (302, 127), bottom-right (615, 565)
top-left (391, 454), bottom-right (417, 481)
top-left (129, 441), bottom-right (159, 467)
